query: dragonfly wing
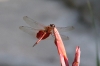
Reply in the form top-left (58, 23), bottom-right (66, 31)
top-left (45, 30), bottom-right (69, 40)
top-left (56, 26), bottom-right (74, 32)
top-left (52, 34), bottom-right (69, 40)
top-left (23, 16), bottom-right (45, 29)
top-left (60, 34), bottom-right (69, 40)
top-left (19, 26), bottom-right (40, 39)
top-left (19, 26), bottom-right (69, 41)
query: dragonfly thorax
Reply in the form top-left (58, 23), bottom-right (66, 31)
top-left (44, 25), bottom-right (54, 33)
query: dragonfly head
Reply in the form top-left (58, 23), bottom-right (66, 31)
top-left (50, 24), bottom-right (55, 28)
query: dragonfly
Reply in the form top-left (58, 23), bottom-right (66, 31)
top-left (19, 16), bottom-right (74, 47)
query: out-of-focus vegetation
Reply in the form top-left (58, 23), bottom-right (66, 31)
top-left (61, 0), bottom-right (100, 66)
top-left (87, 1), bottom-right (100, 66)
top-left (61, 0), bottom-right (100, 28)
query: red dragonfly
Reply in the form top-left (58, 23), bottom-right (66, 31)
top-left (19, 16), bottom-right (74, 47)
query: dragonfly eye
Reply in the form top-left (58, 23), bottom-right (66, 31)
top-left (50, 24), bottom-right (55, 27)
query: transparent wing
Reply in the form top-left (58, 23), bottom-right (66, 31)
top-left (19, 26), bottom-right (40, 39)
top-left (43, 34), bottom-right (69, 41)
top-left (51, 32), bottom-right (69, 41)
top-left (23, 16), bottom-right (45, 29)
top-left (60, 35), bottom-right (69, 40)
top-left (19, 26), bottom-right (70, 41)
top-left (56, 26), bottom-right (74, 32)
top-left (19, 26), bottom-right (53, 40)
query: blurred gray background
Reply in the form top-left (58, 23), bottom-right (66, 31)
top-left (0, 0), bottom-right (100, 66)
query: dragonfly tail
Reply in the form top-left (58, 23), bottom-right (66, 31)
top-left (33, 32), bottom-right (46, 47)
top-left (33, 43), bottom-right (37, 47)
